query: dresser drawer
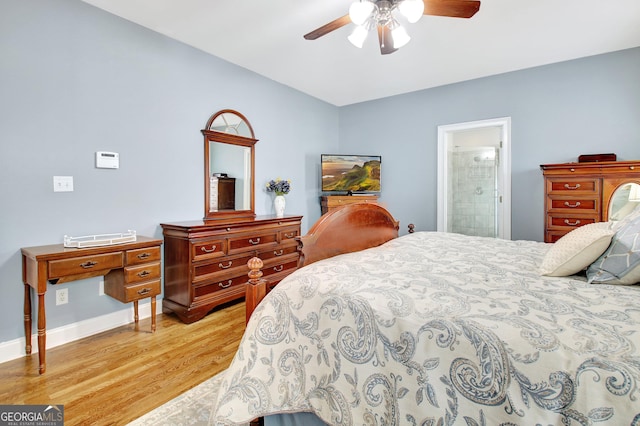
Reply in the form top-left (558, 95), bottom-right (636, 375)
top-left (193, 252), bottom-right (255, 283)
top-left (192, 238), bottom-right (227, 261)
top-left (279, 226), bottom-right (300, 244)
top-left (547, 198), bottom-right (598, 212)
top-left (123, 279), bottom-right (161, 302)
top-left (49, 252), bottom-right (123, 278)
top-left (547, 178), bottom-right (599, 194)
top-left (547, 215), bottom-right (597, 229)
top-left (262, 255), bottom-right (299, 278)
top-left (125, 262), bottom-right (161, 284)
top-left (193, 274), bottom-right (246, 299)
top-left (259, 244), bottom-right (299, 261)
top-left (126, 247), bottom-right (161, 266)
top-left (228, 231), bottom-right (278, 255)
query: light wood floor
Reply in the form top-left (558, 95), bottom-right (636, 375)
top-left (0, 301), bottom-right (246, 425)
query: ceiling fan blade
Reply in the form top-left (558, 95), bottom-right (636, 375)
top-left (423, 0), bottom-right (481, 18)
top-left (377, 25), bottom-right (398, 55)
top-left (304, 15), bottom-right (352, 40)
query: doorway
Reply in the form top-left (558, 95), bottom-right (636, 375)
top-left (437, 117), bottom-right (511, 239)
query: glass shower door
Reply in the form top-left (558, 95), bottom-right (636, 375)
top-left (447, 147), bottom-right (498, 237)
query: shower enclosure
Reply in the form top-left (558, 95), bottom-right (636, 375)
top-left (447, 147), bottom-right (498, 237)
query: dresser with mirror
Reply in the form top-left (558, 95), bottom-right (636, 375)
top-left (541, 160), bottom-right (640, 243)
top-left (161, 110), bottom-right (302, 323)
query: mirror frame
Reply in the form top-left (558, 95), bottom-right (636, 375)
top-left (202, 110), bottom-right (258, 221)
top-left (604, 177), bottom-right (640, 222)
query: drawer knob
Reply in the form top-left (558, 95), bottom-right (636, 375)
top-left (564, 219), bottom-right (581, 226)
top-left (219, 261), bottom-right (232, 269)
top-left (284, 232), bottom-right (295, 239)
top-left (564, 183), bottom-right (581, 190)
top-left (274, 249), bottom-right (283, 256)
top-left (631, 166), bottom-right (635, 170)
top-left (137, 253), bottom-right (151, 259)
top-left (137, 288), bottom-right (151, 295)
top-left (249, 238), bottom-right (261, 245)
top-left (273, 265), bottom-right (284, 272)
top-left (570, 168), bottom-right (575, 172)
top-left (137, 270), bottom-right (151, 278)
top-left (218, 280), bottom-right (232, 289)
top-left (200, 245), bottom-right (217, 253)
top-left (80, 261), bottom-right (98, 269)
top-left (564, 201), bottom-right (581, 208)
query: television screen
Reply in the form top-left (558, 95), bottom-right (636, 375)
top-left (321, 154), bottom-right (381, 194)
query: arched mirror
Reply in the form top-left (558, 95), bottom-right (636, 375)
top-left (608, 182), bottom-right (640, 222)
top-left (202, 110), bottom-right (257, 221)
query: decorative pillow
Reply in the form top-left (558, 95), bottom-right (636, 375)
top-left (539, 222), bottom-right (615, 277)
top-left (611, 202), bottom-right (640, 231)
top-left (587, 213), bottom-right (640, 285)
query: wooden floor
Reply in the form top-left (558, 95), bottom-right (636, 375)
top-left (0, 301), bottom-right (246, 426)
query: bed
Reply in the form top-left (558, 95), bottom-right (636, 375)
top-left (212, 204), bottom-right (640, 425)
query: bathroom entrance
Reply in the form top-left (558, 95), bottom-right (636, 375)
top-left (437, 117), bottom-right (511, 239)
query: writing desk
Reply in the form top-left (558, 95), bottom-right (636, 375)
top-left (21, 236), bottom-right (163, 374)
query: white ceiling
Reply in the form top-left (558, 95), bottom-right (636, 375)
top-left (81, 0), bottom-right (640, 106)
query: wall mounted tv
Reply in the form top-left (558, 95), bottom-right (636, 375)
top-left (321, 154), bottom-right (381, 194)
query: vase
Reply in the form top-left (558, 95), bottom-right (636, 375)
top-left (274, 195), bottom-right (286, 217)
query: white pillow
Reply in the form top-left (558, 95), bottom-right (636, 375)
top-left (540, 222), bottom-right (615, 277)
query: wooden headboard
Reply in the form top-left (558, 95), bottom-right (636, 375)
top-left (297, 203), bottom-right (399, 267)
top-left (245, 203), bottom-right (399, 322)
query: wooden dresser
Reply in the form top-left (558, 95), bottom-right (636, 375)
top-left (540, 160), bottom-right (640, 242)
top-left (161, 215), bottom-right (302, 323)
top-left (320, 195), bottom-right (379, 215)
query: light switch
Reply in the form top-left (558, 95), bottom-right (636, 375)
top-left (53, 176), bottom-right (74, 192)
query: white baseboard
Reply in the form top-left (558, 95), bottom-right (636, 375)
top-left (0, 300), bottom-right (161, 365)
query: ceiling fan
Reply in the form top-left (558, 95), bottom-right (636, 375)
top-left (304, 0), bottom-right (481, 55)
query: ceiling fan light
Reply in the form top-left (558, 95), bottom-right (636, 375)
top-left (391, 25), bottom-right (411, 48)
top-left (348, 25), bottom-right (369, 48)
top-left (398, 0), bottom-right (424, 23)
top-left (349, 1), bottom-right (375, 26)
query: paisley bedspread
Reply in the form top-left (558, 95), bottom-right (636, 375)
top-left (212, 232), bottom-right (640, 425)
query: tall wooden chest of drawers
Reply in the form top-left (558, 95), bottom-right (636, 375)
top-left (541, 161), bottom-right (640, 242)
top-left (161, 215), bottom-right (302, 323)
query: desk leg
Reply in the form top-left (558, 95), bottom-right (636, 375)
top-left (151, 296), bottom-right (156, 332)
top-left (23, 284), bottom-right (32, 355)
top-left (37, 293), bottom-right (46, 375)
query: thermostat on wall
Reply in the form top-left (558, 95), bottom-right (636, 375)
top-left (96, 151), bottom-right (119, 169)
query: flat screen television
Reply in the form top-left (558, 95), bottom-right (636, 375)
top-left (321, 154), bottom-right (381, 194)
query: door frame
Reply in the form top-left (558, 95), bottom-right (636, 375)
top-left (437, 117), bottom-right (512, 239)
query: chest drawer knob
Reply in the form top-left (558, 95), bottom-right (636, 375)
top-left (273, 265), bottom-right (284, 272)
top-left (274, 249), bottom-right (283, 256)
top-left (137, 270), bottom-right (151, 278)
top-left (249, 238), bottom-right (261, 245)
top-left (137, 252), bottom-right (151, 260)
top-left (137, 288), bottom-right (152, 296)
top-left (564, 183), bottom-right (581, 190)
top-left (219, 261), bottom-right (232, 269)
top-left (218, 280), bottom-right (232, 289)
top-left (564, 201), bottom-right (581, 208)
top-left (80, 261), bottom-right (98, 269)
top-left (200, 245), bottom-right (217, 253)
top-left (284, 232), bottom-right (295, 239)
top-left (564, 219), bottom-right (581, 226)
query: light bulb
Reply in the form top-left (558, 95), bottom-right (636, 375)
top-left (348, 25), bottom-right (369, 48)
top-left (391, 25), bottom-right (411, 48)
top-left (349, 1), bottom-right (375, 26)
top-left (398, 0), bottom-right (424, 23)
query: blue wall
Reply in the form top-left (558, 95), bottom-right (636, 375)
top-left (1, 0), bottom-right (639, 344)
top-left (340, 49), bottom-right (640, 240)
top-left (0, 0), bottom-right (337, 343)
